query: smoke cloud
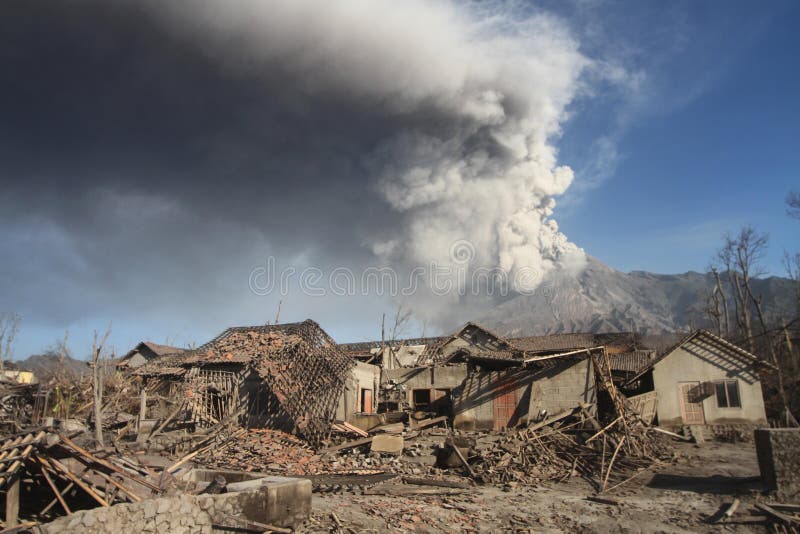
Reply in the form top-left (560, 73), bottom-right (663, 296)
top-left (153, 0), bottom-right (588, 290)
top-left (0, 0), bottom-right (596, 352)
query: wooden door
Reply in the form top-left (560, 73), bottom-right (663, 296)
top-left (493, 386), bottom-right (517, 431)
top-left (361, 389), bottom-right (373, 414)
top-left (679, 382), bottom-right (705, 425)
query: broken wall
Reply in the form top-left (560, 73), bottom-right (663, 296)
top-left (528, 358), bottom-right (596, 420)
top-left (383, 364), bottom-right (467, 412)
top-left (42, 493), bottom-right (212, 534)
top-left (452, 358), bottom-right (595, 431)
top-left (336, 361), bottom-right (381, 421)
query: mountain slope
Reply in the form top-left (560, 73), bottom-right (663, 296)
top-left (479, 256), bottom-right (794, 337)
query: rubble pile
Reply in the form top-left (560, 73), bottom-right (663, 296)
top-left (0, 380), bottom-right (40, 433)
top-left (471, 416), bottom-right (672, 489)
top-left (194, 429), bottom-right (325, 475)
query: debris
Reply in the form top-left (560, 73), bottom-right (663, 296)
top-left (755, 502), bottom-right (800, 526)
top-left (402, 476), bottom-right (472, 489)
top-left (586, 496), bottom-right (620, 506)
top-left (370, 435), bottom-right (404, 455)
top-left (649, 426), bottom-right (692, 442)
top-left (411, 416), bottom-right (447, 430)
top-left (723, 498), bottom-right (740, 520)
top-left (322, 436), bottom-right (374, 454)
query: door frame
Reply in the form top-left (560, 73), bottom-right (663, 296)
top-left (678, 381), bottom-right (705, 425)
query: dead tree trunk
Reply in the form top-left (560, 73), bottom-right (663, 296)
top-left (745, 290), bottom-right (798, 427)
top-left (711, 268), bottom-right (730, 336)
top-left (92, 325), bottom-right (112, 446)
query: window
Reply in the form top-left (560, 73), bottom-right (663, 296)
top-left (715, 380), bottom-right (741, 408)
top-left (412, 389), bottom-right (431, 410)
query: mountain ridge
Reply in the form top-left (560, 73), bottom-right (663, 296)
top-left (479, 256), bottom-right (794, 338)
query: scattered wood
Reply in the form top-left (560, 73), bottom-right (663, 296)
top-left (586, 495), bottom-right (620, 506)
top-left (58, 433), bottom-right (161, 492)
top-left (766, 503), bottom-right (800, 514)
top-left (601, 436), bottom-right (626, 491)
top-left (447, 436), bottom-right (477, 480)
top-left (331, 511), bottom-right (344, 532)
top-left (340, 421), bottom-right (369, 437)
top-left (755, 502), bottom-right (800, 525)
top-left (320, 436), bottom-right (373, 454)
top-left (38, 464), bottom-right (71, 515)
top-left (528, 406), bottom-right (583, 433)
top-left (723, 499), bottom-right (740, 520)
top-left (364, 483), bottom-right (467, 496)
top-left (411, 416), bottom-right (447, 430)
top-left (402, 476), bottom-right (472, 489)
top-left (585, 416), bottom-right (623, 444)
top-left (215, 512), bottom-right (292, 533)
top-left (649, 426), bottom-right (692, 442)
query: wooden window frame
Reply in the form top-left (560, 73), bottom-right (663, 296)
top-left (715, 379), bottom-right (741, 409)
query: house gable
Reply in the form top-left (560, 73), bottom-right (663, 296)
top-left (651, 330), bottom-right (768, 427)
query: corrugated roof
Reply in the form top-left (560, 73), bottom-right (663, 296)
top-left (608, 350), bottom-right (656, 373)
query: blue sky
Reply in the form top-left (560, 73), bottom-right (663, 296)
top-left (553, 0), bottom-right (799, 275)
top-left (1, 0), bottom-right (798, 359)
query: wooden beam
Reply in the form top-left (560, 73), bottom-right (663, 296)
top-left (528, 407), bottom-right (582, 433)
top-left (58, 433), bottom-right (161, 492)
top-left (4, 477), bottom-right (19, 527)
top-left (40, 456), bottom-right (109, 508)
top-left (39, 464), bottom-right (71, 516)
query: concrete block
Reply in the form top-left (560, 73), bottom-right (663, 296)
top-left (371, 434), bottom-right (404, 455)
top-left (755, 428), bottom-right (800, 501)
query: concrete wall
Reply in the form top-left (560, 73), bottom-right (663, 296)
top-left (453, 359), bottom-right (595, 431)
top-left (383, 364), bottom-right (468, 409)
top-left (755, 428), bottom-right (800, 501)
top-left (528, 358), bottom-right (596, 419)
top-left (652, 337), bottom-right (767, 427)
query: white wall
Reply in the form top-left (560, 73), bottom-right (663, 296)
top-left (652, 336), bottom-right (767, 426)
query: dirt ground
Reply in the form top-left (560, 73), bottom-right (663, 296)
top-left (303, 440), bottom-right (769, 533)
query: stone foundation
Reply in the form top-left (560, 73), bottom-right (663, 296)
top-left (754, 428), bottom-right (800, 501)
top-left (42, 471), bottom-right (311, 533)
top-left (42, 494), bottom-right (212, 534)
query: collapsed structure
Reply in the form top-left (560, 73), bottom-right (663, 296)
top-left (0, 317), bottom-right (789, 531)
top-left (135, 320), bottom-right (375, 447)
top-left (129, 320), bottom-right (772, 451)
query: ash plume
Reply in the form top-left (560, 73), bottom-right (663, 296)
top-left (0, 0), bottom-right (597, 347)
top-left (153, 0), bottom-right (589, 292)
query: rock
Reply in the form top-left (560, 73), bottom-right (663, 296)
top-left (82, 513), bottom-right (97, 527)
top-left (143, 500), bottom-right (156, 519)
top-left (371, 435), bottom-right (404, 455)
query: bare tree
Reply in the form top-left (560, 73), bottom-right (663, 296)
top-left (0, 313), bottom-right (21, 371)
top-left (91, 323), bottom-right (112, 446)
top-left (703, 285), bottom-right (722, 337)
top-left (717, 227), bottom-right (767, 352)
top-left (710, 267), bottom-right (730, 336)
top-left (787, 190), bottom-right (800, 220)
top-left (389, 304), bottom-right (412, 343)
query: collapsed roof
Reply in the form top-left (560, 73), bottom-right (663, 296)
top-left (136, 320), bottom-right (354, 447)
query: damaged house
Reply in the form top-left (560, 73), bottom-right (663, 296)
top-left (341, 323), bottom-right (600, 431)
top-left (135, 320), bottom-right (378, 446)
top-left (117, 341), bottom-right (185, 370)
top-left (618, 329), bottom-right (771, 429)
